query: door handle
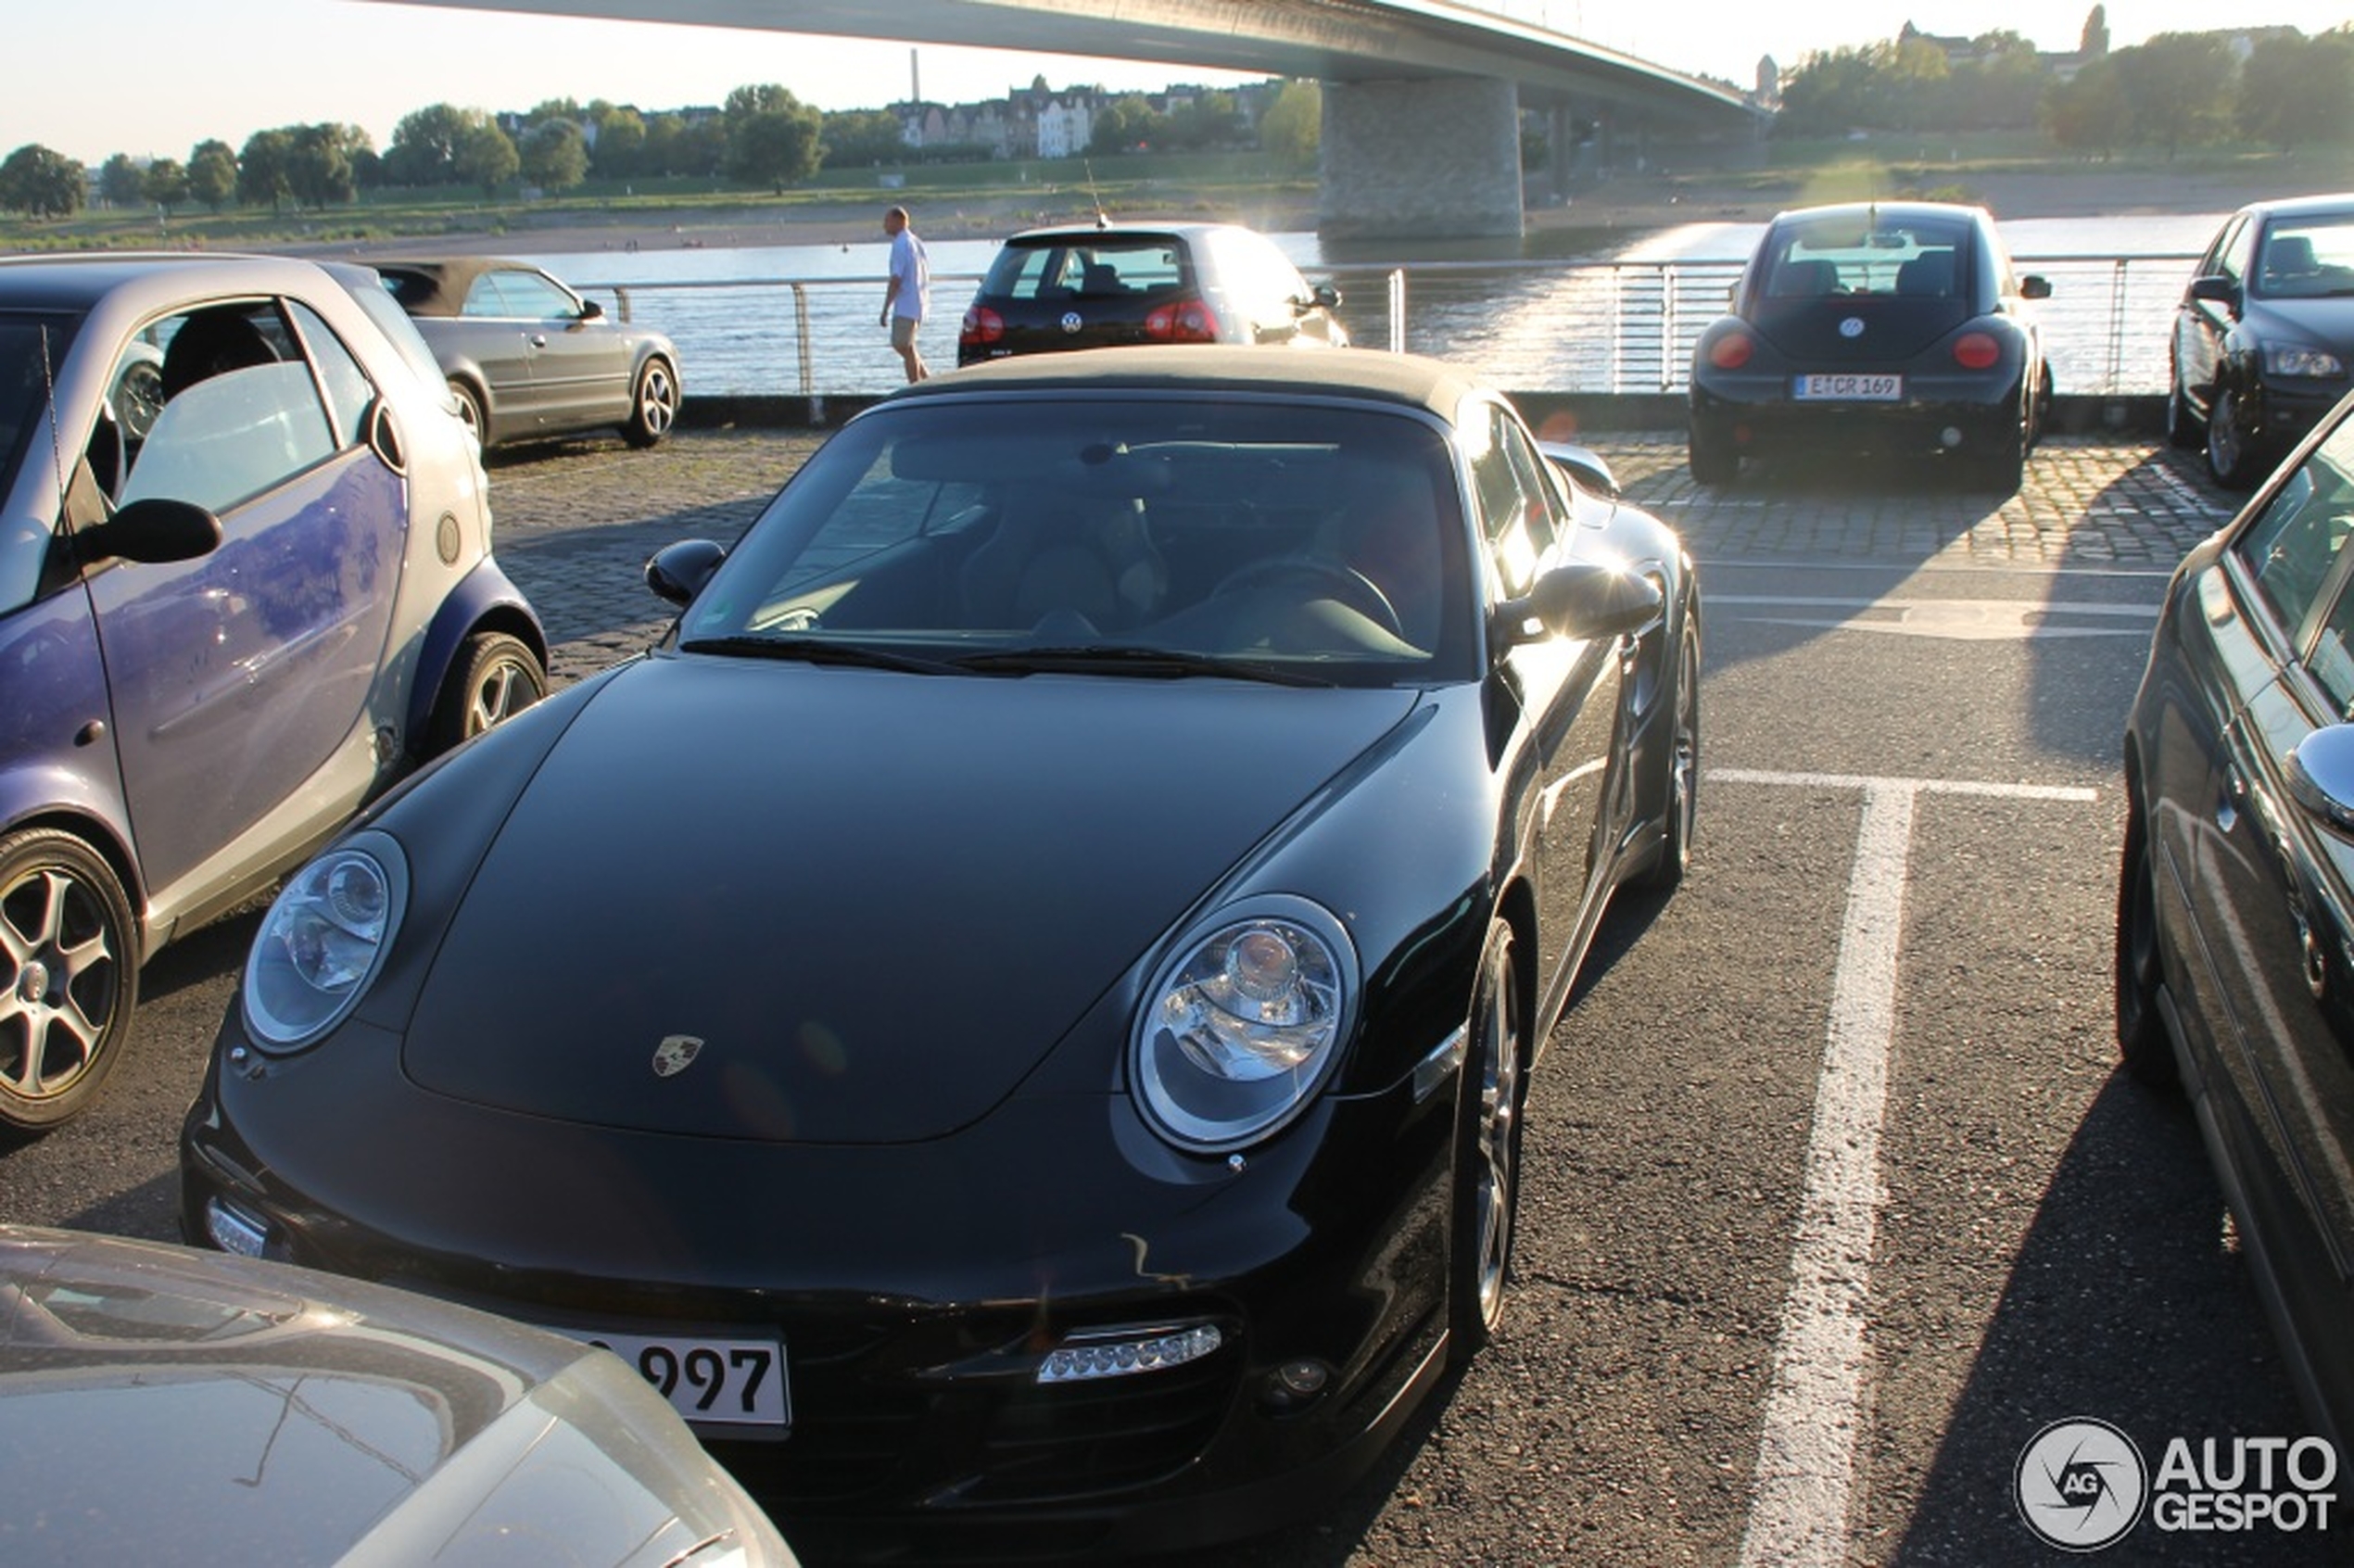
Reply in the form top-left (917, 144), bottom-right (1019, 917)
top-left (528, 334), bottom-right (548, 348)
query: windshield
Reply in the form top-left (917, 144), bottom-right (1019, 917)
top-left (2254, 214), bottom-right (2354, 301)
top-left (677, 395), bottom-right (1474, 685)
top-left (0, 313), bottom-right (84, 613)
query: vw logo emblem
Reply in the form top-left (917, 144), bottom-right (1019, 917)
top-left (652, 1035), bottom-right (704, 1078)
top-left (1839, 316), bottom-right (1867, 338)
top-left (1059, 311), bottom-right (1084, 335)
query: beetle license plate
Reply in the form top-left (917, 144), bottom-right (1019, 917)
top-left (1794, 373), bottom-right (1903, 400)
top-left (575, 1328), bottom-right (791, 1431)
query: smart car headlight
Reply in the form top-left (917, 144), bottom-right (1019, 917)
top-left (1132, 895), bottom-right (1356, 1153)
top-left (242, 832), bottom-right (407, 1051)
top-left (2264, 344), bottom-right (2345, 379)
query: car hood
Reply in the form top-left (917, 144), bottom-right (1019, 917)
top-left (400, 653), bottom-right (1421, 1144)
top-left (2249, 295), bottom-right (2354, 354)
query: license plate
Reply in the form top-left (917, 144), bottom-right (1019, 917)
top-left (573, 1328), bottom-right (791, 1431)
top-left (1794, 373), bottom-right (1903, 400)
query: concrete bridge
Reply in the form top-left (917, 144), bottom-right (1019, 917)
top-left (377, 0), bottom-right (1762, 239)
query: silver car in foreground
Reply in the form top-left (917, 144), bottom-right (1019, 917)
top-left (0, 1224), bottom-right (796, 1563)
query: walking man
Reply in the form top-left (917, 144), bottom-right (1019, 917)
top-left (880, 205), bottom-right (930, 383)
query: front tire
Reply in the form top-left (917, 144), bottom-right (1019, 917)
top-left (428, 631), bottom-right (547, 755)
top-left (0, 829), bottom-right (139, 1133)
top-left (1631, 616), bottom-right (1700, 891)
top-left (2165, 359), bottom-right (2202, 450)
top-left (1448, 917), bottom-right (1527, 1367)
top-left (623, 357), bottom-right (680, 448)
top-left (2205, 381), bottom-right (2267, 489)
top-left (449, 378), bottom-right (487, 448)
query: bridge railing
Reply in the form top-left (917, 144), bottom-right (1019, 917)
top-left (581, 250), bottom-right (2198, 405)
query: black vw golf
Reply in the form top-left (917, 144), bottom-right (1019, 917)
top-left (181, 347), bottom-right (1700, 1559)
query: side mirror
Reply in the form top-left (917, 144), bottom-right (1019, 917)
top-left (1496, 559), bottom-right (1662, 650)
top-left (2288, 724), bottom-right (2354, 834)
top-left (77, 497), bottom-right (223, 566)
top-left (1312, 284), bottom-right (1343, 310)
top-left (580, 297), bottom-right (606, 322)
top-left (1538, 440), bottom-right (1620, 498)
top-left (2189, 275), bottom-right (2240, 310)
top-left (2019, 274), bottom-right (2053, 300)
top-left (645, 538), bottom-right (727, 607)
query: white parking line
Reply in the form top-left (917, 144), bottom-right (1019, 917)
top-left (1715, 768), bottom-right (2097, 1568)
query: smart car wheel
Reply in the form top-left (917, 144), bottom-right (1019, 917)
top-left (1688, 420), bottom-right (1738, 487)
top-left (448, 378), bottom-right (487, 446)
top-left (2205, 382), bottom-right (2265, 489)
top-left (624, 357), bottom-right (680, 448)
top-left (0, 828), bottom-right (139, 1133)
top-left (429, 631), bottom-right (548, 755)
top-left (1631, 618), bottom-right (1701, 891)
top-left (2115, 805), bottom-right (2177, 1089)
top-left (1449, 917), bottom-right (1526, 1365)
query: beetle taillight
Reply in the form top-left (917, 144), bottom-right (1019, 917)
top-left (1953, 332), bottom-right (2000, 370)
top-left (1708, 332), bottom-right (1754, 370)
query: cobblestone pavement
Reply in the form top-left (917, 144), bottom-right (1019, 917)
top-left (484, 425), bottom-right (2242, 685)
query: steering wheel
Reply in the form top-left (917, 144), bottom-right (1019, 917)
top-left (1217, 557), bottom-right (1407, 640)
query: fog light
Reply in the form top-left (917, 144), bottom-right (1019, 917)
top-left (205, 1198), bottom-right (271, 1259)
top-left (1037, 1322), bottom-right (1223, 1384)
top-left (1274, 1359), bottom-right (1330, 1397)
top-left (1939, 425), bottom-right (1965, 449)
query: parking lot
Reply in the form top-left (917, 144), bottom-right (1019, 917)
top-left (6, 424), bottom-right (2334, 1565)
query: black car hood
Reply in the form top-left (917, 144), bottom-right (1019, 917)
top-left (2249, 295), bottom-right (2354, 354)
top-left (401, 653), bottom-right (1419, 1144)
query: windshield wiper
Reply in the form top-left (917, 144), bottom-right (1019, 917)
top-left (677, 635), bottom-right (964, 676)
top-left (954, 645), bottom-right (1335, 687)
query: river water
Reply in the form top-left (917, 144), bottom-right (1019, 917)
top-left (539, 212), bottom-right (2224, 400)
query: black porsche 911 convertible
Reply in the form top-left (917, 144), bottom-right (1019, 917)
top-left (181, 346), bottom-right (1702, 1560)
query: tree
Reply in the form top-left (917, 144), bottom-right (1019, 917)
top-left (285, 122), bottom-right (369, 209)
top-left (98, 153), bottom-right (144, 209)
top-left (819, 108), bottom-right (907, 169)
top-left (187, 140), bottom-right (237, 212)
top-left (2237, 32), bottom-right (2354, 152)
top-left (0, 143), bottom-right (85, 219)
top-left (728, 105), bottom-right (822, 193)
top-left (2081, 5), bottom-right (2109, 58)
top-left (1088, 95), bottom-right (1166, 155)
top-left (2044, 55), bottom-right (2129, 156)
top-left (454, 120), bottom-right (519, 198)
top-left (238, 128), bottom-right (295, 211)
top-left (141, 158), bottom-right (189, 214)
top-left (589, 105), bottom-right (648, 180)
top-left (386, 103), bottom-right (491, 186)
top-left (1257, 81), bottom-right (1321, 168)
top-left (2110, 33), bottom-right (2235, 158)
top-left (521, 116), bottom-right (589, 193)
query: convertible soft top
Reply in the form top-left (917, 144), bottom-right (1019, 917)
top-left (372, 257), bottom-right (534, 318)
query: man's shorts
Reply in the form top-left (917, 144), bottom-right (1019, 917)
top-left (891, 314), bottom-right (920, 350)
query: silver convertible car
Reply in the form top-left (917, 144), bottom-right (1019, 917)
top-left (0, 1224), bottom-right (795, 1563)
top-left (374, 257), bottom-right (682, 451)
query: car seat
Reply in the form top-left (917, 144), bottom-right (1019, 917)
top-left (962, 491), bottom-right (1166, 632)
top-left (2263, 234), bottom-right (2319, 288)
top-left (1769, 258), bottom-right (1841, 297)
top-left (1895, 251), bottom-right (1956, 297)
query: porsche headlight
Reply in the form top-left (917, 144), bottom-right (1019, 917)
top-left (242, 832), bottom-right (407, 1050)
top-left (1133, 896), bottom-right (1356, 1152)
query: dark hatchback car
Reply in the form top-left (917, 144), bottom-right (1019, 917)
top-left (0, 253), bottom-right (546, 1133)
top-left (1688, 200), bottom-right (2053, 490)
top-left (2117, 387), bottom-right (2354, 1450)
top-left (183, 346), bottom-right (1698, 1559)
top-left (375, 257), bottom-right (682, 450)
top-left (2169, 193), bottom-right (2354, 488)
top-left (956, 221), bottom-right (1346, 367)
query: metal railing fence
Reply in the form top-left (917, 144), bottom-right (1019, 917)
top-left (580, 250), bottom-right (2200, 404)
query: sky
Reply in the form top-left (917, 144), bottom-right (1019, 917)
top-left (5, 0), bottom-right (2346, 168)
